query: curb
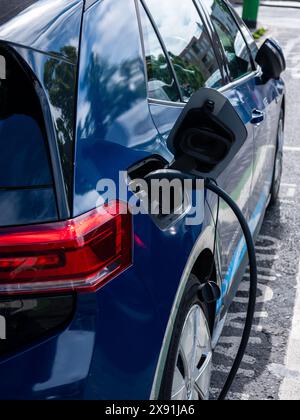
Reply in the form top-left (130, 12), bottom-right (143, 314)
top-left (233, 1), bottom-right (300, 9)
top-left (261, 1), bottom-right (300, 8)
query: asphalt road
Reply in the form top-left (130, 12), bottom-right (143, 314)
top-left (211, 5), bottom-right (300, 400)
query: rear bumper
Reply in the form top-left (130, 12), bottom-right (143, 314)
top-left (0, 269), bottom-right (168, 400)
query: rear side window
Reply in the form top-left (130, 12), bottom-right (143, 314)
top-left (202, 0), bottom-right (253, 81)
top-left (0, 50), bottom-right (52, 188)
top-left (144, 0), bottom-right (223, 102)
top-left (139, 5), bottom-right (181, 102)
top-left (230, 6), bottom-right (259, 62)
top-left (0, 48), bottom-right (57, 226)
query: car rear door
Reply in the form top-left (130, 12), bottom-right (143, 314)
top-left (201, 0), bottom-right (280, 306)
top-left (138, 0), bottom-right (255, 310)
top-left (203, 0), bottom-right (277, 232)
top-left (230, 4), bottom-right (282, 210)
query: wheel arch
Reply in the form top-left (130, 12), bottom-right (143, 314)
top-left (191, 248), bottom-right (218, 333)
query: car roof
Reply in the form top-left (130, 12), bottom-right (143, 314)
top-left (0, 0), bottom-right (83, 61)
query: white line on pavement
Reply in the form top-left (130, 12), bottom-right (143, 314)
top-left (279, 199), bottom-right (296, 205)
top-left (281, 183), bottom-right (297, 188)
top-left (244, 272), bottom-right (277, 282)
top-left (284, 146), bottom-right (300, 152)
top-left (279, 261), bottom-right (300, 400)
top-left (287, 187), bottom-right (296, 198)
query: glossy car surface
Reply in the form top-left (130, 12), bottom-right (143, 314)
top-left (0, 0), bottom-right (285, 399)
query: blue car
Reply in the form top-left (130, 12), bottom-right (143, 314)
top-left (0, 0), bottom-right (285, 400)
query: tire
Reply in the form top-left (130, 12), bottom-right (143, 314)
top-left (159, 274), bottom-right (213, 400)
top-left (270, 109), bottom-right (284, 206)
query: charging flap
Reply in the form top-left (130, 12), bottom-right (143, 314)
top-left (167, 88), bottom-right (248, 179)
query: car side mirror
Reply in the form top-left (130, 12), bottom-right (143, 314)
top-left (256, 38), bottom-right (286, 81)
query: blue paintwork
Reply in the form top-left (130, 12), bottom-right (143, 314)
top-left (0, 0), bottom-right (84, 209)
top-left (0, 0), bottom-right (83, 62)
top-left (0, 0), bottom-right (285, 400)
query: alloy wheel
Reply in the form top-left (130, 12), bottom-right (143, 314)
top-left (171, 304), bottom-right (212, 400)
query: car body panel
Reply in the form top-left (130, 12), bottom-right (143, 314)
top-left (0, 0), bottom-right (83, 62)
top-left (0, 0), bottom-right (285, 400)
top-left (0, 0), bottom-right (214, 400)
top-left (73, 0), bottom-right (172, 217)
top-left (148, 80), bottom-right (255, 318)
top-left (0, 1), bottom-right (84, 212)
top-left (250, 76), bottom-right (284, 212)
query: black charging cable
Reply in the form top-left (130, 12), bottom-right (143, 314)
top-left (205, 178), bottom-right (258, 400)
top-left (142, 168), bottom-right (258, 400)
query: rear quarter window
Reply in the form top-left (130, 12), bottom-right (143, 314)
top-left (0, 50), bottom-right (52, 188)
top-left (0, 47), bottom-right (58, 226)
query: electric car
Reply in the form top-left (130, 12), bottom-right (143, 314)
top-left (0, 0), bottom-right (285, 400)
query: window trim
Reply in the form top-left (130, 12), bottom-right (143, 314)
top-left (148, 97), bottom-right (186, 108)
top-left (149, 68), bottom-right (262, 107)
top-left (219, 67), bottom-right (261, 94)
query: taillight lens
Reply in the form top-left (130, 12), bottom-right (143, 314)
top-left (0, 201), bottom-right (132, 295)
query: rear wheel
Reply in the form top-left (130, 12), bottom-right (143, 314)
top-left (159, 275), bottom-right (213, 400)
top-left (270, 110), bottom-right (284, 206)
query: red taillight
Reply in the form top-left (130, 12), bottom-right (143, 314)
top-left (0, 201), bottom-right (132, 295)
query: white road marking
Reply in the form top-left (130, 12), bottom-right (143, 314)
top-left (284, 146), bottom-right (300, 152)
top-left (287, 187), bottom-right (296, 198)
top-left (281, 183), bottom-right (297, 188)
top-left (215, 346), bottom-right (256, 365)
top-left (212, 365), bottom-right (255, 379)
top-left (229, 321), bottom-right (263, 333)
top-left (214, 232), bottom-right (286, 397)
top-left (219, 336), bottom-right (262, 346)
top-left (269, 364), bottom-right (300, 381)
top-left (279, 261), bottom-right (300, 400)
top-left (279, 199), bottom-right (296, 205)
top-left (244, 273), bottom-right (277, 282)
top-left (257, 267), bottom-right (281, 277)
top-left (256, 243), bottom-right (278, 251)
top-left (258, 235), bottom-right (279, 242)
top-left (256, 253), bottom-right (279, 262)
top-left (235, 283), bottom-right (274, 305)
top-left (210, 388), bottom-right (250, 400)
top-left (280, 182), bottom-right (297, 199)
top-left (290, 56), bottom-right (300, 79)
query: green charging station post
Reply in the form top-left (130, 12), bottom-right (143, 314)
top-left (242, 0), bottom-right (260, 30)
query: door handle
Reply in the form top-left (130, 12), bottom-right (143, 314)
top-left (251, 109), bottom-right (265, 125)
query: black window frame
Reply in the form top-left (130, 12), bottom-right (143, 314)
top-left (192, 0), bottom-right (227, 84)
top-left (227, 1), bottom-right (259, 68)
top-left (136, 0), bottom-right (227, 104)
top-left (136, 0), bottom-right (182, 103)
top-left (200, 0), bottom-right (257, 84)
